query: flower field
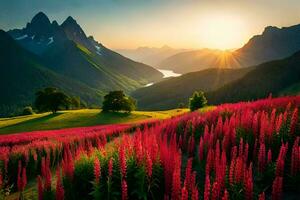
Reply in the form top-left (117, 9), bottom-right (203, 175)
top-left (1, 96), bottom-right (300, 200)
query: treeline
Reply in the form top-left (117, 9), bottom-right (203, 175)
top-left (14, 88), bottom-right (137, 117)
top-left (6, 87), bottom-right (88, 117)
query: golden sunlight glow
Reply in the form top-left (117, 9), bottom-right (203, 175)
top-left (199, 15), bottom-right (249, 50)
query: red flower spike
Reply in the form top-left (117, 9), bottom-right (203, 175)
top-left (204, 175), bottom-right (210, 200)
top-left (37, 175), bottom-right (44, 200)
top-left (272, 176), bottom-right (283, 200)
top-left (94, 157), bottom-right (101, 184)
top-left (122, 179), bottom-right (128, 200)
top-left (181, 186), bottom-right (188, 200)
top-left (56, 168), bottom-right (64, 200)
top-left (191, 186), bottom-right (199, 200)
top-left (222, 190), bottom-right (229, 200)
top-left (146, 152), bottom-right (153, 178)
top-left (119, 145), bottom-right (127, 178)
top-left (290, 108), bottom-right (298, 135)
top-left (258, 192), bottom-right (265, 200)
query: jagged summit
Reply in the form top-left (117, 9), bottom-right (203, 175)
top-left (63, 16), bottom-right (77, 24)
top-left (30, 12), bottom-right (50, 25)
top-left (61, 15), bottom-right (89, 47)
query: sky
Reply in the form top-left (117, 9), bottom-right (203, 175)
top-left (1, 0), bottom-right (300, 50)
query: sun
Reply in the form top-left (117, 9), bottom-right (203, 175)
top-left (199, 15), bottom-right (248, 50)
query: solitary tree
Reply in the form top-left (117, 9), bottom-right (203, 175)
top-left (189, 91), bottom-right (207, 111)
top-left (35, 87), bottom-right (70, 114)
top-left (102, 91), bottom-right (136, 113)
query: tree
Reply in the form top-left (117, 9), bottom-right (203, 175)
top-left (102, 91), bottom-right (136, 113)
top-left (35, 87), bottom-right (71, 114)
top-left (189, 91), bottom-right (207, 111)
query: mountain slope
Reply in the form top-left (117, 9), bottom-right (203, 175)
top-left (132, 67), bottom-right (251, 110)
top-left (235, 25), bottom-right (300, 67)
top-left (159, 23), bottom-right (300, 74)
top-left (207, 51), bottom-right (300, 104)
top-left (8, 12), bottom-right (163, 91)
top-left (0, 30), bottom-right (103, 117)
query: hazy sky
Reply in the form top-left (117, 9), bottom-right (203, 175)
top-left (1, 0), bottom-right (300, 49)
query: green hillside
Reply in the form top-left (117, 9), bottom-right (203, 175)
top-left (0, 109), bottom-right (188, 134)
top-left (207, 51), bottom-right (300, 104)
top-left (132, 68), bottom-right (251, 110)
top-left (0, 30), bottom-right (103, 117)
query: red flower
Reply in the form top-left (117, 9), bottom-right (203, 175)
top-left (258, 192), bottom-right (265, 200)
top-left (191, 186), bottom-right (199, 200)
top-left (181, 186), bottom-right (188, 200)
top-left (291, 137), bottom-right (299, 175)
top-left (211, 181), bottom-right (220, 200)
top-left (171, 166), bottom-right (181, 200)
top-left (235, 157), bottom-right (244, 184)
top-left (204, 175), bottom-right (210, 200)
top-left (146, 152), bottom-right (153, 178)
top-left (275, 114), bottom-right (283, 133)
top-left (62, 146), bottom-right (74, 180)
top-left (222, 190), bottom-right (229, 200)
top-left (272, 176), bottom-right (283, 200)
top-left (244, 164), bottom-right (253, 200)
top-left (122, 179), bottom-right (128, 200)
top-left (184, 158), bottom-right (193, 191)
top-left (199, 137), bottom-right (204, 161)
top-left (290, 108), bottom-right (298, 135)
top-left (94, 157), bottom-right (101, 184)
top-left (37, 175), bottom-right (44, 200)
top-left (56, 168), bottom-right (64, 200)
top-left (275, 143), bottom-right (288, 177)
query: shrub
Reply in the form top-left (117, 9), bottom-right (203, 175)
top-left (189, 91), bottom-right (207, 111)
top-left (22, 106), bottom-right (34, 115)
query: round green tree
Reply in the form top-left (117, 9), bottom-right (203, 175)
top-left (102, 91), bottom-right (136, 113)
top-left (35, 87), bottom-right (71, 114)
top-left (189, 91), bottom-right (207, 111)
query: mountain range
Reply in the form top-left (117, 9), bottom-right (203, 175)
top-left (3, 12), bottom-right (300, 115)
top-left (133, 51), bottom-right (300, 110)
top-left (0, 12), bottom-right (163, 116)
top-left (159, 24), bottom-right (300, 73)
top-left (115, 46), bottom-right (188, 67)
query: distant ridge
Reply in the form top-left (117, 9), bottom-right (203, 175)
top-left (116, 46), bottom-right (189, 67)
top-left (159, 23), bottom-right (300, 73)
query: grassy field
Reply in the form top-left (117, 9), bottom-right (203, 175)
top-left (0, 109), bottom-right (188, 135)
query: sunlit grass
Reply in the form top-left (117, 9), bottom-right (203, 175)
top-left (0, 109), bottom-right (188, 135)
